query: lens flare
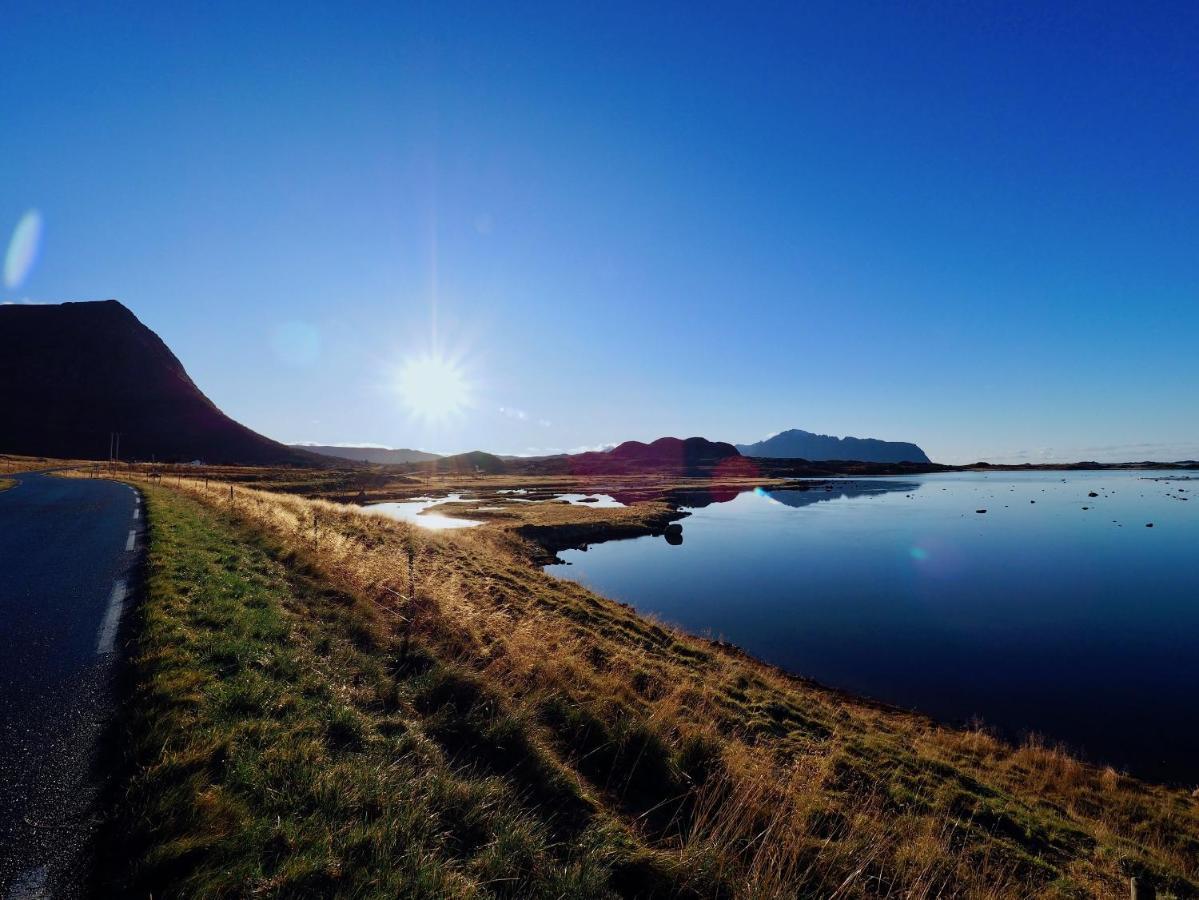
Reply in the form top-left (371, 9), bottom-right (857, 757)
top-left (270, 321), bottom-right (321, 366)
top-left (396, 352), bottom-right (471, 422)
top-left (4, 209), bottom-right (43, 290)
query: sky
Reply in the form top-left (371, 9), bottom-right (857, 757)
top-left (2, 1), bottom-right (1197, 464)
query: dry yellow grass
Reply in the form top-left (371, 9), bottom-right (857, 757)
top-left (114, 471), bottom-right (1199, 897)
top-left (0, 453), bottom-right (86, 474)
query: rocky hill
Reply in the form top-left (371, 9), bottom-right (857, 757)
top-left (737, 428), bottom-right (930, 463)
top-left (0, 300), bottom-right (317, 465)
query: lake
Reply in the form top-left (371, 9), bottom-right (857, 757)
top-left (546, 470), bottom-right (1199, 782)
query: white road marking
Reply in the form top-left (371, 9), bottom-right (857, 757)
top-left (133, 507), bottom-right (139, 519)
top-left (126, 529), bottom-right (136, 551)
top-left (96, 579), bottom-right (127, 654)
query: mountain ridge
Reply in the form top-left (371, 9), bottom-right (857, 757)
top-left (737, 428), bottom-right (930, 463)
top-left (0, 299), bottom-right (317, 465)
top-left (295, 444), bottom-right (441, 465)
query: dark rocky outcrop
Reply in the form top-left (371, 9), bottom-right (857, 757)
top-left (0, 299), bottom-right (318, 465)
top-left (737, 428), bottom-right (931, 464)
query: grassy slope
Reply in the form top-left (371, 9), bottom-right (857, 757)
top-left (110, 480), bottom-right (1199, 898)
top-left (0, 477), bottom-right (15, 491)
top-left (0, 454), bottom-right (97, 474)
top-left (107, 485), bottom-right (655, 898)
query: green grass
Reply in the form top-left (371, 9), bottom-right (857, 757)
top-left (103, 485), bottom-right (678, 899)
top-left (103, 479), bottom-right (1199, 898)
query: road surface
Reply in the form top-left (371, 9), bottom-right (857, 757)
top-left (0, 472), bottom-right (142, 899)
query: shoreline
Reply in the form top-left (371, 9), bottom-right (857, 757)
top-left (49, 466), bottom-right (1199, 895)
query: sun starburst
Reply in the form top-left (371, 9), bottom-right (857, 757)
top-left (395, 352), bottom-right (471, 422)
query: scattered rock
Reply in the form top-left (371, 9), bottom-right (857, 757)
top-left (1088, 491), bottom-right (1099, 498)
top-left (663, 523), bottom-right (683, 546)
top-left (975, 509), bottom-right (987, 514)
top-left (1146, 523), bottom-right (1154, 528)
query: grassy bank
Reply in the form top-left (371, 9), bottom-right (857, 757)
top-left (0, 477), bottom-right (15, 491)
top-left (109, 478), bottom-right (1199, 898)
top-left (108, 484), bottom-right (666, 897)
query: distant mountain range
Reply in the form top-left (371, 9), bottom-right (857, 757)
top-left (607, 436), bottom-right (740, 464)
top-left (0, 301), bottom-right (938, 471)
top-left (736, 428), bottom-right (930, 463)
top-left (557, 436), bottom-right (745, 474)
top-left (407, 436), bottom-right (942, 477)
top-left (0, 300), bottom-right (316, 465)
top-left (295, 444), bottom-right (441, 465)
top-left (386, 437), bottom-right (741, 477)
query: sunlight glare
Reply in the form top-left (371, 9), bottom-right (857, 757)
top-left (396, 353), bottom-right (470, 421)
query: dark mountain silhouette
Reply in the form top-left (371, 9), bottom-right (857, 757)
top-left (737, 429), bottom-right (931, 464)
top-left (395, 437), bottom-right (746, 476)
top-left (413, 450), bottom-right (507, 475)
top-left (518, 436), bottom-right (750, 476)
top-left (0, 299), bottom-right (318, 465)
top-left (605, 436), bottom-right (740, 464)
top-left (297, 444), bottom-right (441, 465)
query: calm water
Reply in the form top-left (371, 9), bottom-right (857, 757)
top-left (546, 471), bottom-right (1199, 782)
top-left (362, 494), bottom-right (483, 529)
top-left (362, 492), bottom-right (626, 528)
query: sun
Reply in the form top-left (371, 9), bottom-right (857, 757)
top-left (396, 352), bottom-right (471, 421)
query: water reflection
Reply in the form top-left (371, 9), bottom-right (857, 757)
top-left (360, 494), bottom-right (482, 529)
top-left (547, 471), bottom-right (1199, 782)
top-left (757, 480), bottom-right (922, 508)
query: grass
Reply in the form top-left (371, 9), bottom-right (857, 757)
top-left (103, 484), bottom-right (650, 898)
top-left (0, 477), bottom-right (15, 492)
top-left (0, 453), bottom-right (70, 474)
top-left (103, 474), bottom-right (1199, 898)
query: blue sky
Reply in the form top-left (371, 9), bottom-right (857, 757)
top-left (3, 2), bottom-right (1197, 463)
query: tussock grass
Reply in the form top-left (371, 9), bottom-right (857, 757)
top-left (105, 485), bottom-right (643, 898)
top-left (112, 475), bottom-right (1199, 898)
top-left (0, 453), bottom-right (82, 474)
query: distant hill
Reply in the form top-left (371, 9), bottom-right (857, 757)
top-left (396, 437), bottom-right (745, 477)
top-left (737, 429), bottom-right (931, 463)
top-left (509, 436), bottom-right (748, 476)
top-left (0, 300), bottom-right (318, 465)
top-left (413, 450), bottom-right (507, 475)
top-left (296, 444), bottom-right (441, 465)
top-left (605, 436), bottom-right (740, 465)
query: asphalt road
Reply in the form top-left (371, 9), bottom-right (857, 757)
top-left (0, 472), bottom-right (141, 899)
